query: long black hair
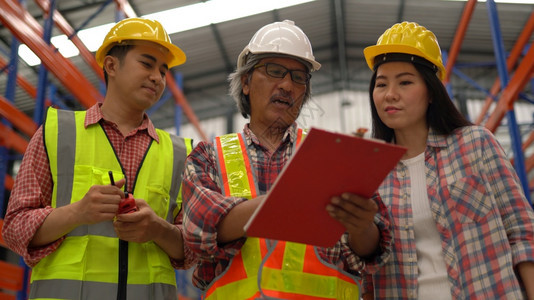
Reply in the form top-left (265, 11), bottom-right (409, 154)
top-left (369, 61), bottom-right (473, 142)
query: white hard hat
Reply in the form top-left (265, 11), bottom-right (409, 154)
top-left (237, 20), bottom-right (321, 72)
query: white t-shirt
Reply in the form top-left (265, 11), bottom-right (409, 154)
top-left (402, 152), bottom-right (452, 300)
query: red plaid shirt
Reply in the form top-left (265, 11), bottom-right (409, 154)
top-left (364, 126), bottom-right (534, 299)
top-left (182, 123), bottom-right (392, 289)
top-left (3, 104), bottom-right (194, 269)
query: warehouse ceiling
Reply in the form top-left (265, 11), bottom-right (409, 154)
top-left (0, 0), bottom-right (533, 137)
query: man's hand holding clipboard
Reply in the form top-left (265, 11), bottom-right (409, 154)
top-left (244, 127), bottom-right (406, 247)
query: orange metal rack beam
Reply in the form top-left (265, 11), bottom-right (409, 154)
top-left (0, 95), bottom-right (38, 137)
top-left (114, 0), bottom-right (209, 141)
top-left (114, 0), bottom-right (137, 19)
top-left (166, 75), bottom-right (209, 141)
top-left (442, 1), bottom-right (534, 188)
top-left (0, 56), bottom-right (53, 107)
top-left (0, 123), bottom-right (29, 154)
top-left (510, 132), bottom-right (534, 187)
top-left (1, 53), bottom-right (49, 192)
top-left (443, 0), bottom-right (477, 84)
top-left (0, 0), bottom-right (102, 108)
top-left (484, 44), bottom-right (534, 132)
top-left (33, 0), bottom-right (104, 81)
top-left (4, 174), bottom-right (13, 191)
top-left (475, 10), bottom-right (534, 125)
top-left (0, 219), bottom-right (6, 247)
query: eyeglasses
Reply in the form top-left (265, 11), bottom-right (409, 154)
top-left (253, 63), bottom-right (311, 85)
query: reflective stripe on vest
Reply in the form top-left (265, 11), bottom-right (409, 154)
top-left (205, 130), bottom-right (360, 300)
top-left (32, 107), bottom-right (191, 300)
top-left (214, 133), bottom-right (259, 198)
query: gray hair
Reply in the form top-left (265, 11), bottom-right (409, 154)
top-left (228, 53), bottom-right (313, 119)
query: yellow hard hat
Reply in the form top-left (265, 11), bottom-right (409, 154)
top-left (95, 18), bottom-right (186, 68)
top-left (363, 21), bottom-right (445, 80)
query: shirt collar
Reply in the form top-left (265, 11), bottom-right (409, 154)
top-left (84, 103), bottom-right (160, 143)
top-left (242, 122), bottom-right (299, 146)
top-left (427, 127), bottom-right (450, 149)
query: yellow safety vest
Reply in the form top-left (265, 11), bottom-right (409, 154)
top-left (31, 108), bottom-right (192, 300)
top-left (204, 130), bottom-right (360, 300)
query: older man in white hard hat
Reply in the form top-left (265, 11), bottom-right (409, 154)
top-left (181, 20), bottom-right (392, 299)
top-left (3, 18), bottom-right (194, 300)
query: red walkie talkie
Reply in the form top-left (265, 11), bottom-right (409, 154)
top-left (109, 171), bottom-right (138, 215)
top-left (118, 191), bottom-right (138, 214)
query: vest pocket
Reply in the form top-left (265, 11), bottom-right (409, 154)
top-left (145, 186), bottom-right (171, 219)
top-left (68, 166), bottom-right (123, 202)
top-left (90, 167), bottom-right (124, 185)
top-left (32, 236), bottom-right (91, 281)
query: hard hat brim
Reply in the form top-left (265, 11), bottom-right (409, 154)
top-left (154, 39), bottom-right (186, 69)
top-left (96, 38), bottom-right (186, 69)
top-left (364, 44), bottom-right (445, 80)
top-left (237, 48), bottom-right (321, 72)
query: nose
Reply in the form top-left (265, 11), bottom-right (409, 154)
top-left (277, 71), bottom-right (294, 91)
top-left (149, 68), bottom-right (163, 84)
top-left (385, 86), bottom-right (399, 101)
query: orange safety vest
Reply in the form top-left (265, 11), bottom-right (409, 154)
top-left (204, 130), bottom-right (360, 300)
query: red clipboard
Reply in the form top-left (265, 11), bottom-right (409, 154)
top-left (244, 127), bottom-right (406, 247)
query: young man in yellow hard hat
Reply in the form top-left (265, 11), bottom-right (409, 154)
top-left (3, 17), bottom-right (194, 299)
top-left (181, 20), bottom-right (392, 299)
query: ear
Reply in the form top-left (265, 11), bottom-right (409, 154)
top-left (241, 74), bottom-right (250, 96)
top-left (103, 56), bottom-right (119, 77)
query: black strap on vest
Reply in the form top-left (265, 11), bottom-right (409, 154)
top-left (117, 239), bottom-right (128, 300)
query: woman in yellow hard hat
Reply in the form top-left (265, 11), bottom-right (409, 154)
top-left (362, 21), bottom-right (534, 299)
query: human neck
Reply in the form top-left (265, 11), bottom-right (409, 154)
top-left (394, 127), bottom-right (429, 159)
top-left (100, 99), bottom-right (144, 136)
